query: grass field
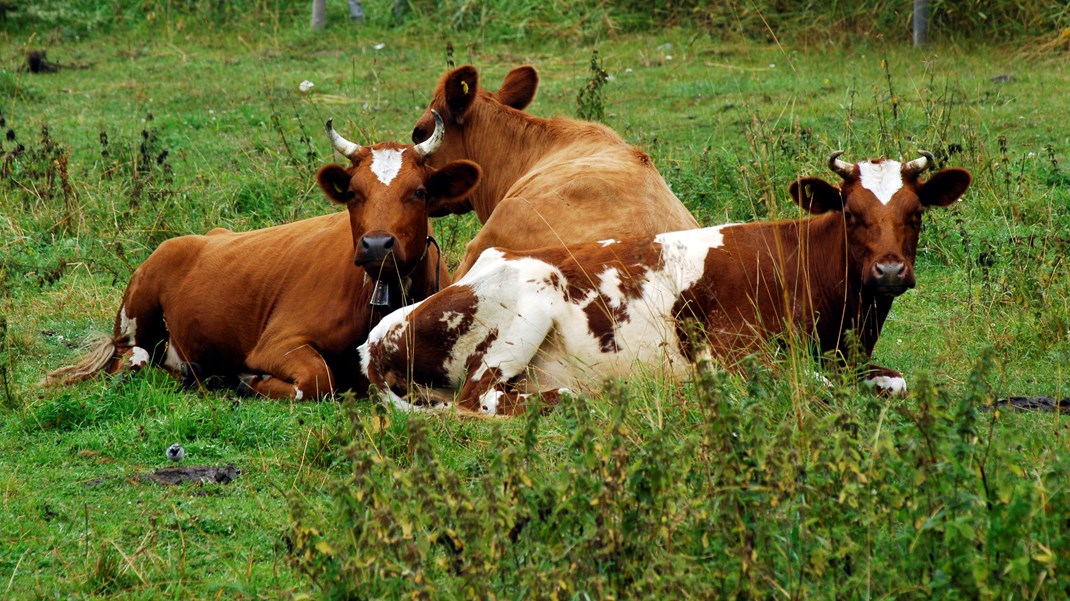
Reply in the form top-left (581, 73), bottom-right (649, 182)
top-left (3, 2), bottom-right (1070, 598)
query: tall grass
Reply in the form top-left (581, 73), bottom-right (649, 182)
top-left (290, 356), bottom-right (1070, 598)
top-left (5, 0), bottom-right (1068, 42)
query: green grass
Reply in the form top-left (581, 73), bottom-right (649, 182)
top-left (3, 3), bottom-right (1070, 598)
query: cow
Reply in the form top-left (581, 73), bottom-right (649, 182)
top-left (408, 64), bottom-right (700, 279)
top-left (358, 151), bottom-right (971, 415)
top-left (43, 113), bottom-right (481, 400)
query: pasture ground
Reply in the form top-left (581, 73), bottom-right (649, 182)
top-left (2, 3), bottom-right (1070, 598)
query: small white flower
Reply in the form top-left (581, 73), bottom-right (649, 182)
top-left (299, 80), bottom-right (315, 93)
top-left (374, 43), bottom-right (385, 50)
top-left (665, 55), bottom-right (673, 61)
top-left (625, 68), bottom-right (633, 73)
top-left (769, 63), bottom-right (776, 68)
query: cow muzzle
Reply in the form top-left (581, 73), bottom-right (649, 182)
top-left (355, 233), bottom-right (399, 272)
top-left (866, 261), bottom-right (915, 296)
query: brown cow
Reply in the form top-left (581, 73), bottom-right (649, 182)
top-left (44, 114), bottom-right (481, 399)
top-left (409, 64), bottom-right (700, 278)
top-left (359, 152), bottom-right (971, 415)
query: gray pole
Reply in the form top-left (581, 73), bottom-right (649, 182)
top-left (311, 0), bottom-right (326, 30)
top-left (913, 0), bottom-right (930, 47)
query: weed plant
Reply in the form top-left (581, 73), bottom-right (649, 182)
top-left (290, 356), bottom-right (1070, 598)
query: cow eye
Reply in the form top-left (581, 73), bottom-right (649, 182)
top-left (843, 210), bottom-right (856, 225)
top-left (413, 187), bottom-right (427, 201)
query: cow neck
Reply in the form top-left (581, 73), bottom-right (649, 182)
top-left (362, 236), bottom-right (442, 332)
top-left (797, 212), bottom-right (893, 358)
top-left (462, 104), bottom-right (612, 223)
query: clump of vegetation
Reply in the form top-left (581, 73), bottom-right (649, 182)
top-left (288, 355), bottom-right (1070, 598)
top-left (576, 50), bottom-right (609, 122)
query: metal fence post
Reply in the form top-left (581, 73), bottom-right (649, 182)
top-left (311, 0), bottom-right (327, 30)
top-left (914, 0), bottom-right (930, 46)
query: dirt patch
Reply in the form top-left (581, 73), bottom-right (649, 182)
top-left (85, 464), bottom-right (242, 487)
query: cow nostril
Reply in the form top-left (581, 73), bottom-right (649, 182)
top-left (360, 234), bottom-right (397, 259)
top-left (874, 262), bottom-right (906, 278)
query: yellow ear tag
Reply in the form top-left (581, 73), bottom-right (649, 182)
top-left (461, 80), bottom-right (469, 95)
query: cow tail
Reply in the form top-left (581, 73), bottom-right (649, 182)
top-left (40, 332), bottom-right (119, 387)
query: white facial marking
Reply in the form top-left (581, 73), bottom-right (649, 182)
top-left (119, 306), bottom-right (137, 344)
top-left (129, 346), bottom-right (150, 367)
top-left (370, 148), bottom-right (405, 186)
top-left (294, 386), bottom-right (304, 401)
top-left (865, 375), bottom-right (908, 396)
top-left (857, 160), bottom-right (903, 205)
top-left (479, 389), bottom-right (503, 415)
top-left (598, 239), bottom-right (618, 247)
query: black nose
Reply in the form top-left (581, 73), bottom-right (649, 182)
top-left (870, 261), bottom-right (914, 293)
top-left (359, 234), bottom-right (396, 264)
top-left (873, 262), bottom-right (905, 280)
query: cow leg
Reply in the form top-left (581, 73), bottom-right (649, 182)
top-left (452, 297), bottom-right (566, 416)
top-left (240, 343), bottom-right (334, 400)
top-left (861, 365), bottom-right (907, 397)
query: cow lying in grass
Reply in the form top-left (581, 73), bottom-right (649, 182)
top-left (359, 152), bottom-right (971, 415)
top-left (409, 64), bottom-right (700, 278)
top-left (44, 114), bottom-right (480, 399)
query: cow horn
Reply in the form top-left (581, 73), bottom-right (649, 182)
top-left (325, 118), bottom-right (361, 160)
top-left (902, 150), bottom-right (935, 176)
top-left (828, 150), bottom-right (857, 180)
top-left (413, 110), bottom-right (444, 158)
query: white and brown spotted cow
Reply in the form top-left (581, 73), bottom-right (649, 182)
top-left (44, 113), bottom-right (480, 399)
top-left (359, 151), bottom-right (971, 415)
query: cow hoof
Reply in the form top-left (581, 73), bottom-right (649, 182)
top-left (179, 362), bottom-right (203, 387)
top-left (236, 373), bottom-right (270, 396)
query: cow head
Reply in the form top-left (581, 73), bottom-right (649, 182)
top-left (789, 151), bottom-right (971, 297)
top-left (408, 65), bottom-right (538, 213)
top-left (316, 112), bottom-right (481, 281)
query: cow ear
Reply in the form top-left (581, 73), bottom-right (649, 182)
top-left (918, 168), bottom-right (971, 208)
top-left (425, 160), bottom-right (481, 217)
top-left (443, 65), bottom-right (479, 123)
top-left (316, 164), bottom-right (354, 204)
top-left (496, 65), bottom-right (538, 110)
top-left (789, 177), bottom-right (843, 214)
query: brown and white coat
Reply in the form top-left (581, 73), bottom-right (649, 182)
top-left (359, 152), bottom-right (971, 415)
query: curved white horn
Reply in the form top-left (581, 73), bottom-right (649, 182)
top-left (902, 150), bottom-right (935, 176)
top-left (413, 110), bottom-right (444, 158)
top-left (326, 118), bottom-right (361, 160)
top-left (828, 150), bottom-right (857, 180)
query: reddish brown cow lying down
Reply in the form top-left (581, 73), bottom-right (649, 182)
top-left (409, 64), bottom-right (700, 279)
top-left (359, 152), bottom-right (971, 415)
top-left (44, 113), bottom-right (480, 399)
